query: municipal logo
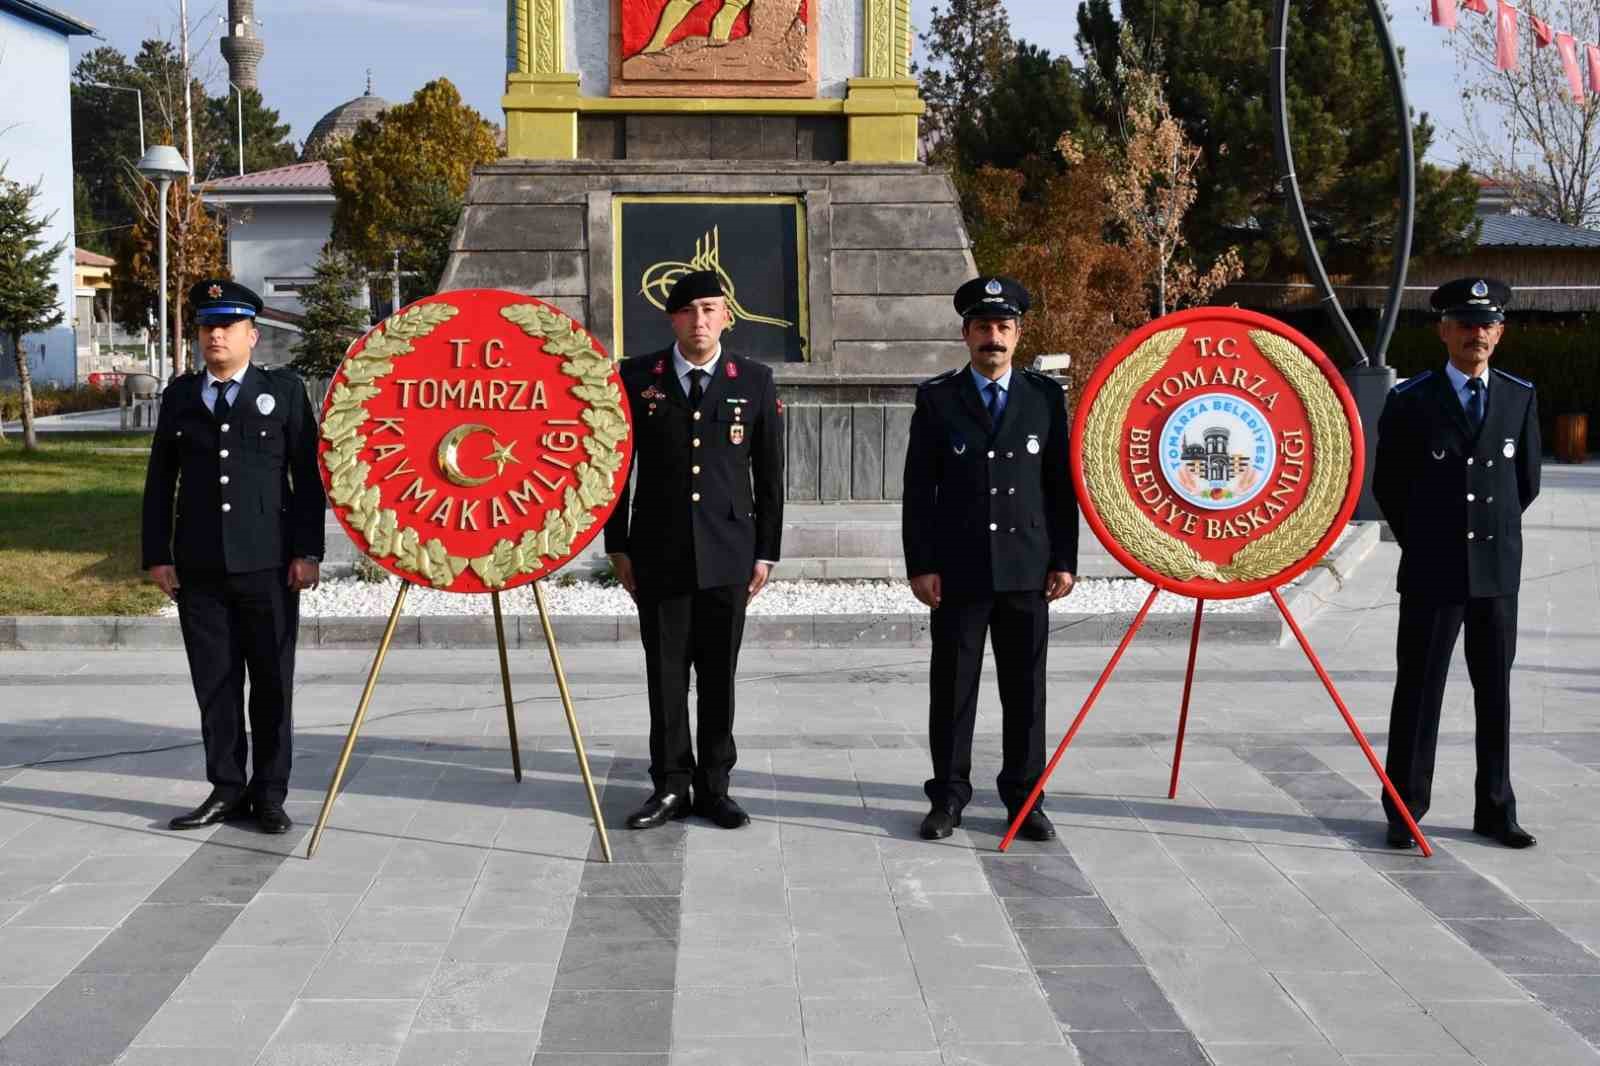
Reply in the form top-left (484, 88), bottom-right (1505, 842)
top-left (1159, 393), bottom-right (1276, 511)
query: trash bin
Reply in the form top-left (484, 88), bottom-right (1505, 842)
top-left (1554, 413), bottom-right (1588, 464)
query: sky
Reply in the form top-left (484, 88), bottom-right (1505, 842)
top-left (66, 0), bottom-right (1474, 166)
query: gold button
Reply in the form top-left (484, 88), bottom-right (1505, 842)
top-left (221, 503), bottom-right (232, 513)
top-left (219, 475), bottom-right (229, 485)
top-left (693, 438), bottom-right (701, 447)
top-left (692, 492), bottom-right (701, 502)
top-left (219, 449), bottom-right (229, 459)
top-left (693, 412), bottom-right (702, 421)
top-left (692, 465), bottom-right (701, 475)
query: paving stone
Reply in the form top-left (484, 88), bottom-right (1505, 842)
top-left (0, 925), bottom-right (107, 984)
top-left (1428, 999), bottom-right (1600, 1065)
top-left (397, 1031), bottom-right (540, 1066)
top-left (577, 862), bottom-right (681, 897)
top-left (1275, 972), bottom-right (1459, 1056)
top-left (76, 902), bottom-right (239, 976)
top-left (980, 854), bottom-right (1094, 898)
top-left (0, 973), bottom-right (180, 1066)
top-left (1001, 896), bottom-right (1118, 929)
top-left (899, 894), bottom-right (1015, 946)
top-left (668, 1035), bottom-right (806, 1065)
top-left (301, 942), bottom-right (444, 999)
top-left (1518, 974), bottom-right (1600, 1043)
top-left (563, 895), bottom-right (679, 941)
top-left (173, 945), bottom-right (326, 1002)
top-left (1388, 871), bottom-right (1537, 918)
top-left (126, 996), bottom-right (291, 1051)
top-left (1038, 965), bottom-right (1187, 1032)
top-left (674, 987), bottom-right (802, 1038)
top-left (1142, 945), bottom-right (1325, 1045)
top-left (413, 959), bottom-right (556, 1032)
top-left (113, 1047), bottom-right (258, 1066)
top-left (556, 936), bottom-right (677, 989)
top-left (800, 997), bottom-right (938, 1052)
top-left (796, 933), bottom-right (920, 995)
top-left (675, 941), bottom-right (796, 989)
top-left (1199, 1045), bottom-right (1345, 1066)
top-left (1444, 917), bottom-right (1600, 974)
top-left (533, 1055), bottom-right (668, 1066)
top-left (788, 889), bottom-right (898, 936)
top-left (537, 990), bottom-right (672, 1052)
top-left (1018, 926), bottom-right (1143, 967)
top-left (1070, 1030), bottom-right (1210, 1066)
top-left (9, 883), bottom-right (148, 928)
top-left (216, 892), bottom-right (359, 948)
top-left (904, 938), bottom-right (1036, 991)
top-left (923, 985), bottom-right (1062, 1045)
top-left (254, 1042), bottom-right (404, 1065)
top-left (444, 926), bottom-right (568, 965)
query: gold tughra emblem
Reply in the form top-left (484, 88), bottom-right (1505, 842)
top-left (639, 227), bottom-right (793, 332)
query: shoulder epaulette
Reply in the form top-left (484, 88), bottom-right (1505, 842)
top-left (1492, 368), bottom-right (1533, 389)
top-left (1020, 367), bottom-right (1065, 391)
top-left (1393, 370), bottom-right (1433, 394)
top-left (918, 368), bottom-right (963, 390)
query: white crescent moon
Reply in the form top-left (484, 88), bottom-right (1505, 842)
top-left (437, 423), bottom-right (497, 487)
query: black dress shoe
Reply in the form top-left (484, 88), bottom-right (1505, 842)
top-left (169, 792), bottom-right (251, 831)
top-left (256, 802), bottom-right (292, 835)
top-left (1474, 820), bottom-right (1537, 848)
top-left (1010, 806), bottom-right (1057, 842)
top-left (920, 800), bottom-right (962, 840)
top-left (1386, 824), bottom-right (1416, 849)
top-left (696, 795), bottom-right (751, 829)
top-left (626, 791), bottom-right (691, 830)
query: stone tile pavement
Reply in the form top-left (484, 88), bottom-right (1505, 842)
top-left (0, 462), bottom-right (1596, 1065)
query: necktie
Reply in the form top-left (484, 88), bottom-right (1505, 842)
top-left (1465, 377), bottom-right (1484, 430)
top-left (985, 381), bottom-right (1002, 425)
top-left (688, 368), bottom-right (708, 407)
top-left (213, 379), bottom-right (232, 422)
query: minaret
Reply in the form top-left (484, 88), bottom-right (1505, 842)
top-left (220, 0), bottom-right (264, 91)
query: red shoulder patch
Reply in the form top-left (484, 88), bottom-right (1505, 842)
top-left (652, 359), bottom-right (666, 375)
top-left (725, 360), bottom-right (739, 379)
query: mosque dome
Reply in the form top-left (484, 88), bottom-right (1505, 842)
top-left (301, 74), bottom-right (390, 160)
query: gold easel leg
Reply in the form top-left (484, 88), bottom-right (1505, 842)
top-left (306, 583), bottom-right (410, 860)
top-left (491, 591), bottom-right (523, 783)
top-left (532, 580), bottom-right (613, 863)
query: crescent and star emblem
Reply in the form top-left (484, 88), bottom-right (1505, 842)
top-left (436, 423), bottom-right (520, 487)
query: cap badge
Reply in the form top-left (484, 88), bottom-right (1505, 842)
top-left (1471, 280), bottom-right (1489, 298)
top-left (256, 394), bottom-right (276, 415)
top-left (984, 279), bottom-right (1003, 296)
top-left (207, 284), bottom-right (223, 299)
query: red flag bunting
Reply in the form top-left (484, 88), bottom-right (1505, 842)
top-left (1432, 0), bottom-right (1457, 28)
top-left (1530, 14), bottom-right (1553, 46)
top-left (1588, 43), bottom-right (1600, 93)
top-left (1495, 1), bottom-right (1520, 70)
top-left (1464, 0), bottom-right (1488, 14)
top-left (1556, 33), bottom-right (1585, 99)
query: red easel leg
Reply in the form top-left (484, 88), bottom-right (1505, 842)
top-left (1168, 598), bottom-right (1205, 799)
top-left (999, 585), bottom-right (1162, 852)
top-left (1269, 588), bottom-right (1433, 858)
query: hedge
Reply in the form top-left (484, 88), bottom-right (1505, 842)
top-left (0, 384), bottom-right (122, 423)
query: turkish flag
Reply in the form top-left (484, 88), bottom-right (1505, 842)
top-left (1432, 0), bottom-right (1457, 28)
top-left (1464, 0), bottom-right (1488, 14)
top-left (1556, 34), bottom-right (1585, 99)
top-left (1588, 43), bottom-right (1600, 93)
top-left (1529, 15), bottom-right (1553, 46)
top-left (1495, 1), bottom-right (1519, 71)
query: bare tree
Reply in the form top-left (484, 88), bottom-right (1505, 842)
top-left (1446, 0), bottom-right (1600, 226)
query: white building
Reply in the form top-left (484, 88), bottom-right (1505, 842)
top-left (0, 0), bottom-right (94, 386)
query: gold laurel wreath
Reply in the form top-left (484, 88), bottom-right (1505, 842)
top-left (1079, 325), bottom-right (1350, 584)
top-left (318, 300), bottom-right (630, 591)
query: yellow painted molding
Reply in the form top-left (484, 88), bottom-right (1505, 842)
top-left (862, 0), bottom-right (912, 78)
top-left (528, 0), bottom-right (563, 74)
top-left (844, 78), bottom-right (922, 162)
top-left (505, 74), bottom-right (581, 158)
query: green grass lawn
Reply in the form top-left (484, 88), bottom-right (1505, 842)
top-left (0, 432), bottom-right (166, 616)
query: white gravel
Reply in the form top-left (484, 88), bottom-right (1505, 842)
top-left (158, 575), bottom-right (1284, 618)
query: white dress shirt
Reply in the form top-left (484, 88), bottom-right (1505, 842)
top-left (1443, 360), bottom-right (1489, 412)
top-left (201, 363), bottom-right (250, 415)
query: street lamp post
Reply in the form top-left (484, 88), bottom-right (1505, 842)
top-left (135, 146), bottom-right (191, 388)
top-left (229, 82), bottom-right (245, 177)
top-left (84, 82), bottom-right (145, 155)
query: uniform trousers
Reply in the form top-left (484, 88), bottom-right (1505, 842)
top-left (175, 567), bottom-right (299, 805)
top-left (1383, 593), bottom-right (1518, 831)
top-left (637, 583), bottom-right (748, 798)
top-left (926, 590), bottom-right (1049, 811)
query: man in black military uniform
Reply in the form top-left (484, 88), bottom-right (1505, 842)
top-left (1374, 277), bottom-right (1541, 849)
top-left (902, 276), bottom-right (1079, 842)
top-left (142, 280), bottom-right (325, 835)
top-left (604, 270), bottom-right (784, 830)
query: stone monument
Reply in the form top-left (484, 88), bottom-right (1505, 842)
top-left (441, 0), bottom-right (979, 503)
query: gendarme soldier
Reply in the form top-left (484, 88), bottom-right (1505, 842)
top-left (604, 270), bottom-right (784, 831)
top-left (902, 276), bottom-right (1079, 842)
top-left (1374, 277), bottom-right (1541, 849)
top-left (142, 280), bottom-right (325, 835)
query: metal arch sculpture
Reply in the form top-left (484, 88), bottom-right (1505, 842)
top-left (1268, 0), bottom-right (1416, 369)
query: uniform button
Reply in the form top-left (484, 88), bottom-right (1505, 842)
top-left (219, 475), bottom-right (229, 485)
top-left (1009, 526), bottom-right (1016, 533)
top-left (1467, 493), bottom-right (1475, 501)
top-left (691, 492), bottom-right (701, 502)
top-left (693, 412), bottom-right (702, 421)
top-left (1488, 534), bottom-right (1495, 540)
top-left (1487, 496), bottom-right (1494, 502)
top-left (220, 423), bottom-right (229, 433)
top-left (990, 488), bottom-right (998, 496)
top-left (221, 503), bottom-right (232, 513)
top-left (989, 522), bottom-right (998, 531)
top-left (219, 449), bottom-right (229, 458)
top-left (1006, 451), bottom-right (1014, 459)
top-left (987, 450), bottom-right (995, 459)
top-left (1008, 487), bottom-right (1016, 495)
top-left (692, 438), bottom-right (701, 447)
top-left (1467, 531), bottom-right (1475, 540)
top-left (1467, 458), bottom-right (1474, 465)
top-left (1486, 459), bottom-right (1494, 467)
top-left (692, 465), bottom-right (701, 475)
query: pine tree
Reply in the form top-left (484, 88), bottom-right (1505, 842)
top-left (0, 172), bottom-right (67, 451)
top-left (291, 244), bottom-right (370, 378)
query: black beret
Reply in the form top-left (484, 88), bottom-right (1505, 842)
top-left (1430, 277), bottom-right (1510, 324)
top-left (955, 275), bottom-right (1030, 319)
top-left (664, 270), bottom-right (726, 313)
top-left (190, 279), bottom-right (262, 322)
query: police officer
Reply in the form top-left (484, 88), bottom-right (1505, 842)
top-left (603, 270), bottom-right (784, 831)
top-left (1374, 277), bottom-right (1541, 849)
top-left (902, 276), bottom-right (1079, 841)
top-left (142, 280), bottom-right (325, 835)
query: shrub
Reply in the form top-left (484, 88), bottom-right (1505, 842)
top-left (0, 383), bottom-right (121, 422)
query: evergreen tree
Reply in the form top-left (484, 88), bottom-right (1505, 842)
top-left (291, 245), bottom-right (370, 378)
top-left (0, 172), bottom-right (67, 451)
top-left (205, 87), bottom-right (298, 178)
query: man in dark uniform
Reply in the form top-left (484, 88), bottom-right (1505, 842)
top-left (1374, 277), bottom-right (1541, 849)
top-left (902, 276), bottom-right (1079, 842)
top-left (142, 280), bottom-right (325, 835)
top-left (604, 270), bottom-right (784, 830)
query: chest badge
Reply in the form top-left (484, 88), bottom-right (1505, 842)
top-left (1432, 449), bottom-right (1447, 460)
top-left (641, 385), bottom-right (666, 402)
top-left (255, 394), bottom-right (276, 415)
top-left (951, 431), bottom-right (967, 456)
top-left (1026, 434), bottom-right (1041, 455)
top-left (729, 423), bottom-right (746, 446)
top-left (1503, 438), bottom-right (1515, 458)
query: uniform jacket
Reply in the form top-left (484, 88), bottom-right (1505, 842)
top-left (141, 365), bottom-right (326, 574)
top-left (603, 348), bottom-right (784, 593)
top-left (1373, 366), bottom-right (1540, 600)
top-left (901, 366), bottom-right (1079, 602)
